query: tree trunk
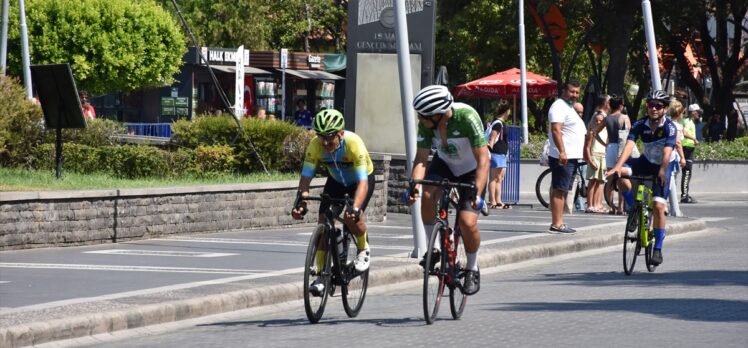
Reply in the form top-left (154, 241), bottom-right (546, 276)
top-left (605, 0), bottom-right (638, 96)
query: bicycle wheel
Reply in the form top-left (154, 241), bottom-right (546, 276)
top-left (644, 210), bottom-right (658, 272)
top-left (535, 168), bottom-right (552, 209)
top-left (623, 206), bottom-right (641, 275)
top-left (304, 224), bottom-right (332, 323)
top-left (342, 232), bottom-right (369, 318)
top-left (423, 221), bottom-right (446, 325)
top-left (449, 228), bottom-right (468, 320)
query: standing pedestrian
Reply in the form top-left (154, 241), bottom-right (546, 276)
top-left (486, 102), bottom-right (511, 209)
top-left (547, 80), bottom-right (586, 233)
top-left (583, 94), bottom-right (611, 213)
top-left (680, 104), bottom-right (701, 203)
top-left (80, 93), bottom-right (96, 120)
top-left (294, 99), bottom-right (313, 129)
top-left (706, 113), bottom-right (724, 142)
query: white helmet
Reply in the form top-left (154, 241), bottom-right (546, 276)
top-left (413, 85), bottom-right (453, 116)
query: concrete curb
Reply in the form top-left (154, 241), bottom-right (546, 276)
top-left (0, 218), bottom-right (707, 347)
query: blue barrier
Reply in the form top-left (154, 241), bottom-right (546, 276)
top-left (502, 126), bottom-right (521, 204)
top-left (125, 123), bottom-right (172, 138)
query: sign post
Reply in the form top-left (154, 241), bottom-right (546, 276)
top-left (280, 48), bottom-right (288, 121)
top-left (234, 45), bottom-right (245, 119)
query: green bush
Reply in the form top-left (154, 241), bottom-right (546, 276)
top-left (694, 136), bottom-right (748, 161)
top-left (171, 114), bottom-right (239, 148)
top-left (65, 119), bottom-right (127, 146)
top-left (195, 145), bottom-right (235, 176)
top-left (282, 128), bottom-right (316, 172)
top-left (235, 119), bottom-right (303, 173)
top-left (0, 76), bottom-right (46, 167)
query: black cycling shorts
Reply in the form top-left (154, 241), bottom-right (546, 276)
top-left (424, 155), bottom-right (481, 213)
top-left (319, 173), bottom-right (376, 214)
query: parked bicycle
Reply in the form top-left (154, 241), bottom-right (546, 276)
top-left (535, 163), bottom-right (587, 209)
top-left (622, 175), bottom-right (658, 275)
top-left (409, 178), bottom-right (478, 325)
top-left (293, 193), bottom-right (369, 323)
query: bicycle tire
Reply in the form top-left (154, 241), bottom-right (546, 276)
top-left (623, 206), bottom-right (641, 275)
top-left (449, 228), bottom-right (468, 320)
top-left (535, 168), bottom-right (553, 209)
top-left (423, 222), bottom-right (446, 325)
top-left (644, 211), bottom-right (658, 272)
top-left (342, 233), bottom-right (369, 318)
top-left (304, 224), bottom-right (332, 323)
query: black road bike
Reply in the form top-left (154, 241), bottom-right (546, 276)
top-left (294, 194), bottom-right (369, 323)
top-left (409, 178), bottom-right (480, 324)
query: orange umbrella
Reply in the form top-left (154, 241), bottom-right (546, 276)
top-left (455, 68), bottom-right (557, 99)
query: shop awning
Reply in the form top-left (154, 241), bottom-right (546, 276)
top-left (280, 68), bottom-right (345, 80)
top-left (205, 65), bottom-right (273, 75)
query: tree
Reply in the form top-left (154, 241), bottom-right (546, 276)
top-left (158, 0), bottom-right (273, 50)
top-left (5, 0), bottom-right (186, 95)
top-left (655, 0), bottom-right (747, 140)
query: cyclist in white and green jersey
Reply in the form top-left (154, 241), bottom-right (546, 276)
top-left (405, 85), bottom-right (490, 295)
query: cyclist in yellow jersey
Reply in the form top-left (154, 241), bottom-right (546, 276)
top-left (291, 109), bottom-right (375, 296)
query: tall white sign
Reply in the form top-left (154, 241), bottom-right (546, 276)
top-left (234, 45), bottom-right (245, 119)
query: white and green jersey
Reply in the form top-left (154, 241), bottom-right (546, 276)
top-left (417, 102), bottom-right (487, 176)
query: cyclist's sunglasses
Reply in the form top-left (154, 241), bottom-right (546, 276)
top-left (316, 133), bottom-right (338, 141)
top-left (647, 101), bottom-right (666, 110)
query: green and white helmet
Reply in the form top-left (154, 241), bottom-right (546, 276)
top-left (313, 109), bottom-right (345, 134)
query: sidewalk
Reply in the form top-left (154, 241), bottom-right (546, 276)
top-left (0, 212), bottom-right (706, 347)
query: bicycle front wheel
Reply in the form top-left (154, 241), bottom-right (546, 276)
top-left (644, 213), bottom-right (658, 272)
top-left (304, 224), bottom-right (332, 323)
top-left (535, 168), bottom-right (552, 209)
top-left (342, 233), bottom-right (369, 318)
top-left (423, 222), bottom-right (446, 325)
top-left (623, 206), bottom-right (641, 275)
top-left (449, 228), bottom-right (467, 320)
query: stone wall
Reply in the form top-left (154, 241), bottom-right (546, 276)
top-left (0, 156), bottom-right (391, 250)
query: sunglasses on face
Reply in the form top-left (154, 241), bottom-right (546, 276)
top-left (317, 133), bottom-right (338, 142)
top-left (647, 102), bottom-right (666, 110)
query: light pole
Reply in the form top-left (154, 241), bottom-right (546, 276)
top-left (0, 0), bottom-right (33, 97)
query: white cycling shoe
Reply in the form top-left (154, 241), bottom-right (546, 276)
top-left (353, 248), bottom-right (370, 272)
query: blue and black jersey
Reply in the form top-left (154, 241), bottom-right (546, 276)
top-left (627, 117), bottom-right (677, 165)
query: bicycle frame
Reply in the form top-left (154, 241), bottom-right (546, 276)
top-left (633, 177), bottom-right (655, 249)
top-left (411, 178), bottom-right (475, 289)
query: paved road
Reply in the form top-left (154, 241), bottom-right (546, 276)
top-left (1, 203), bottom-right (632, 310)
top-left (44, 200), bottom-right (747, 348)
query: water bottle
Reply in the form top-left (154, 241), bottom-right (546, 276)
top-left (335, 228), bottom-right (347, 262)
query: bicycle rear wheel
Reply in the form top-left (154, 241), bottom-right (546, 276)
top-left (449, 228), bottom-right (467, 320)
top-left (623, 206), bottom-right (641, 275)
top-left (304, 225), bottom-right (332, 323)
top-left (535, 168), bottom-right (552, 209)
top-left (342, 232), bottom-right (369, 318)
top-left (423, 222), bottom-right (446, 325)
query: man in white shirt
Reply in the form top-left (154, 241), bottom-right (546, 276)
top-left (547, 80), bottom-right (586, 233)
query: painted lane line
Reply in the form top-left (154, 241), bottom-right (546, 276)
top-left (0, 263), bottom-right (264, 275)
top-left (83, 249), bottom-right (237, 258)
top-left (0, 267), bottom-right (306, 315)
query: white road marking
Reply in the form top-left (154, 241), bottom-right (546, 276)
top-left (152, 237), bottom-right (308, 247)
top-left (0, 281), bottom-right (10, 284)
top-left (83, 249), bottom-right (237, 258)
top-left (696, 217), bottom-right (732, 222)
top-left (0, 263), bottom-right (263, 275)
top-left (0, 267), bottom-right (306, 315)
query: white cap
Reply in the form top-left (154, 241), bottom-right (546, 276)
top-left (688, 104), bottom-right (703, 113)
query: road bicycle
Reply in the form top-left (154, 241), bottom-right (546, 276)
top-left (622, 175), bottom-right (658, 275)
top-left (294, 193), bottom-right (369, 323)
top-left (409, 178), bottom-right (478, 325)
top-left (535, 162), bottom-right (587, 209)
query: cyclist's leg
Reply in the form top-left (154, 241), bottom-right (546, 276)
top-left (455, 170), bottom-right (482, 295)
top-left (342, 174), bottom-right (376, 271)
top-left (650, 161), bottom-right (675, 265)
top-left (421, 156), bottom-right (451, 239)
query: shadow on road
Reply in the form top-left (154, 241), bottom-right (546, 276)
top-left (489, 298), bottom-right (748, 323)
top-left (196, 316), bottom-right (425, 328)
top-left (511, 270), bottom-right (748, 288)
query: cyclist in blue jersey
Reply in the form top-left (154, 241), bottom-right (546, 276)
top-left (607, 90), bottom-right (678, 266)
top-left (405, 85), bottom-right (490, 295)
top-left (292, 109), bottom-right (375, 296)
